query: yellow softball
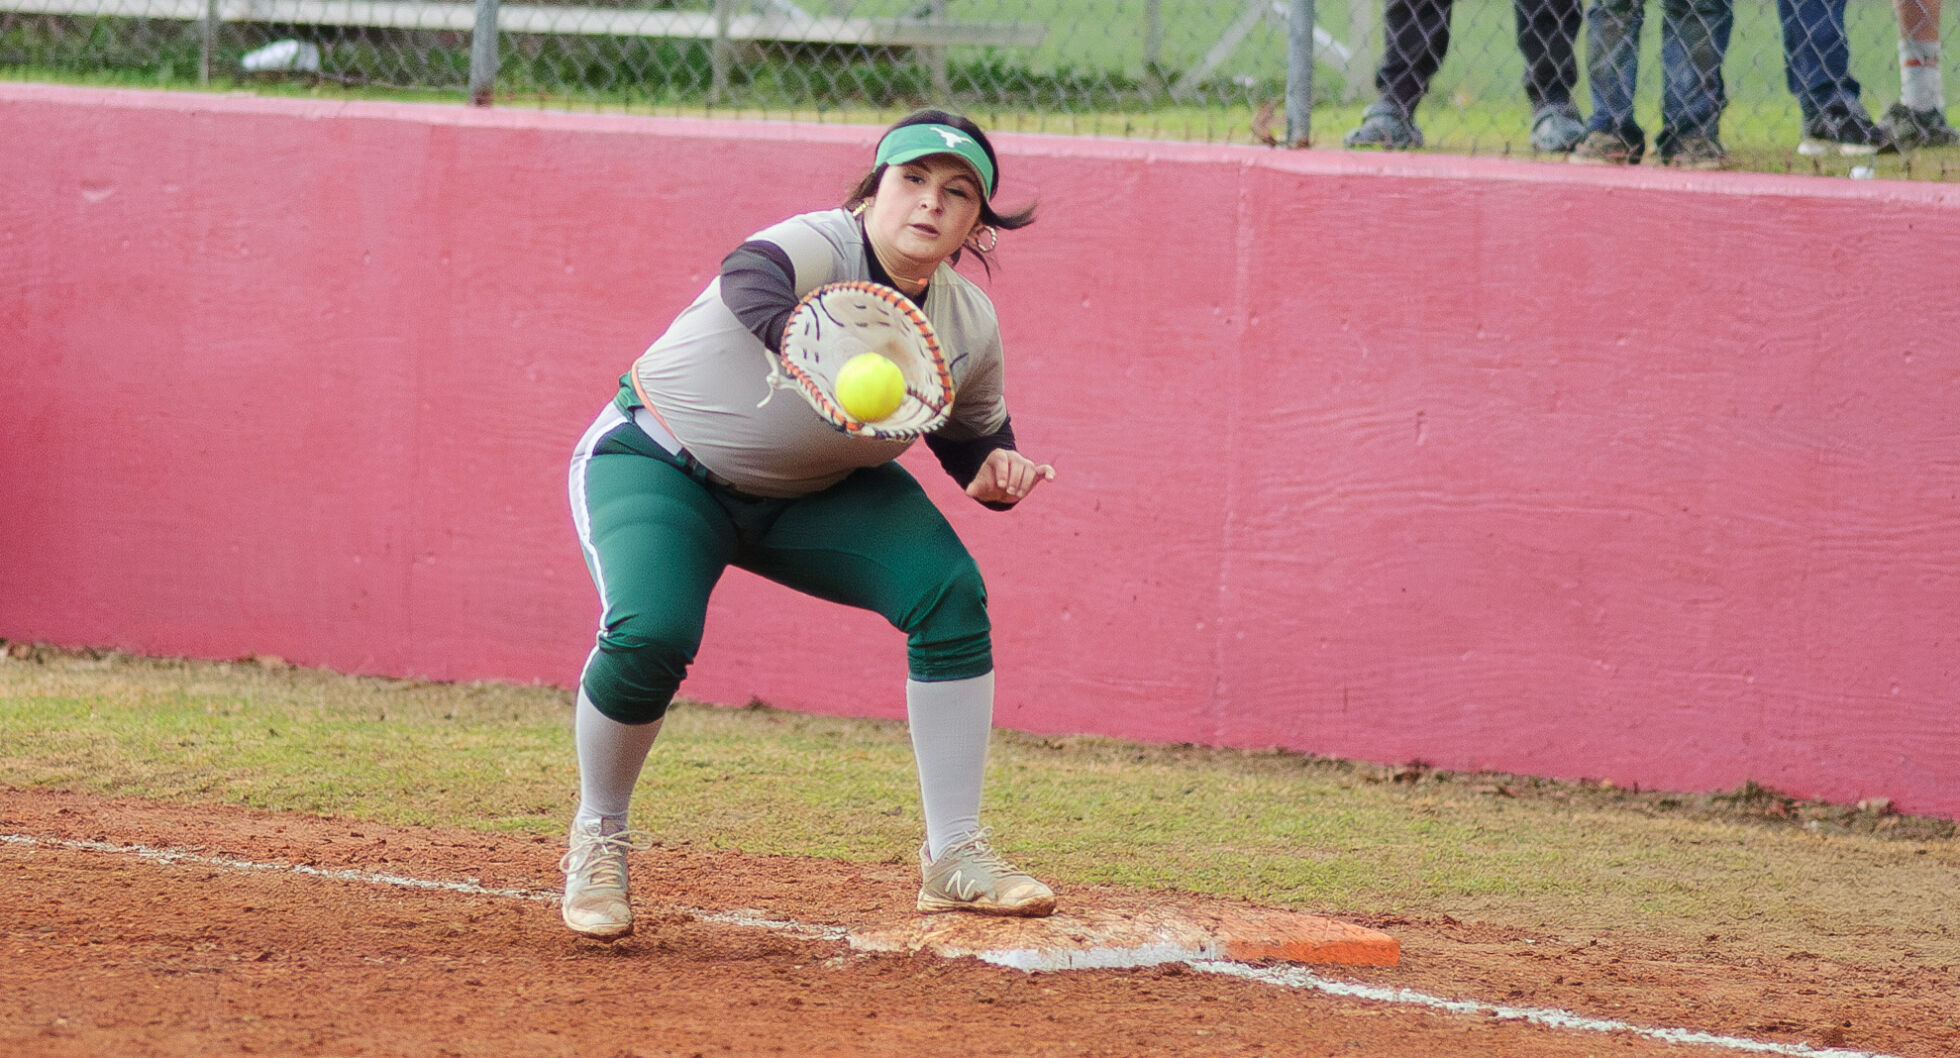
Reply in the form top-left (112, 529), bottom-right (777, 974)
top-left (835, 353), bottom-right (906, 423)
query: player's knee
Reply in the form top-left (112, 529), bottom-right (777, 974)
top-left (581, 621), bottom-right (696, 725)
top-left (903, 558), bottom-right (993, 681)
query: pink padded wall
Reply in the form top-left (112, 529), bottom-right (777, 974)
top-left (4, 84), bottom-right (1956, 816)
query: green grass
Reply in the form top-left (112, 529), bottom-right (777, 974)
top-left (2, 645), bottom-right (1955, 971)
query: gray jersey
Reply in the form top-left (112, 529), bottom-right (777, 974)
top-left (629, 208), bottom-right (1009, 498)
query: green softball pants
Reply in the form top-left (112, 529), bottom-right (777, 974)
top-left (570, 411), bottom-right (993, 725)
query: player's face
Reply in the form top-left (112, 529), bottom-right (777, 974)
top-left (863, 157), bottom-right (985, 277)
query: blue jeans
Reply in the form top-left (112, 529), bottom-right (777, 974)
top-left (1776, 0), bottom-right (1861, 120)
top-left (1584, 0), bottom-right (1734, 146)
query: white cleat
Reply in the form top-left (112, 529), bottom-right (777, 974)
top-left (559, 818), bottom-right (653, 939)
top-left (917, 829), bottom-right (1056, 918)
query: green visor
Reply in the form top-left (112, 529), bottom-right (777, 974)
top-left (874, 124), bottom-right (997, 199)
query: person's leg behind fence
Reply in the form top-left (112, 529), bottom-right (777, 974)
top-left (1346, 0), bottom-right (1455, 147)
top-left (1656, 0), bottom-right (1733, 166)
top-left (1779, 0), bottom-right (1893, 153)
top-left (1572, 0), bottom-right (1649, 162)
top-left (1882, 0), bottom-right (1956, 145)
top-left (1516, 0), bottom-right (1588, 149)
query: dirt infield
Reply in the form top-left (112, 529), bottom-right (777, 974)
top-left (2, 787), bottom-right (1953, 1058)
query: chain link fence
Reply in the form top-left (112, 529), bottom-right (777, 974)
top-left (4, 0), bottom-right (1956, 175)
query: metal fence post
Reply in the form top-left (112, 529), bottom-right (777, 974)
top-left (199, 0), bottom-right (217, 85)
top-left (1285, 0), bottom-right (1315, 146)
top-left (925, 0), bottom-right (949, 98)
top-left (469, 0), bottom-right (500, 106)
top-left (711, 0), bottom-right (733, 105)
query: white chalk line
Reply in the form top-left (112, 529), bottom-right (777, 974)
top-left (3, 833), bottom-right (1910, 1058)
top-left (1192, 963), bottom-right (1900, 1058)
top-left (3, 832), bottom-right (559, 901)
top-left (0, 833), bottom-right (848, 941)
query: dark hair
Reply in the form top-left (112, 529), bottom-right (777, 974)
top-left (843, 109), bottom-right (1037, 273)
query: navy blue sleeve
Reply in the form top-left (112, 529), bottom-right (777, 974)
top-left (927, 417), bottom-right (1020, 511)
top-left (719, 240), bottom-right (799, 352)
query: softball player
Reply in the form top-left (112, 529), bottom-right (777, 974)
top-left (562, 110), bottom-right (1057, 939)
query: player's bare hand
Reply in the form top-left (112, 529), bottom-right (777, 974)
top-left (967, 448), bottom-right (1056, 505)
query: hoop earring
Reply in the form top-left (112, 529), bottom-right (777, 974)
top-left (964, 224), bottom-right (998, 253)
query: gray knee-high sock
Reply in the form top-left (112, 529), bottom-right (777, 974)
top-left (573, 688), bottom-right (663, 831)
top-left (906, 672), bottom-right (994, 860)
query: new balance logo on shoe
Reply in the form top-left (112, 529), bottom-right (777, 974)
top-left (917, 829), bottom-right (1056, 918)
top-left (942, 869), bottom-right (984, 902)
